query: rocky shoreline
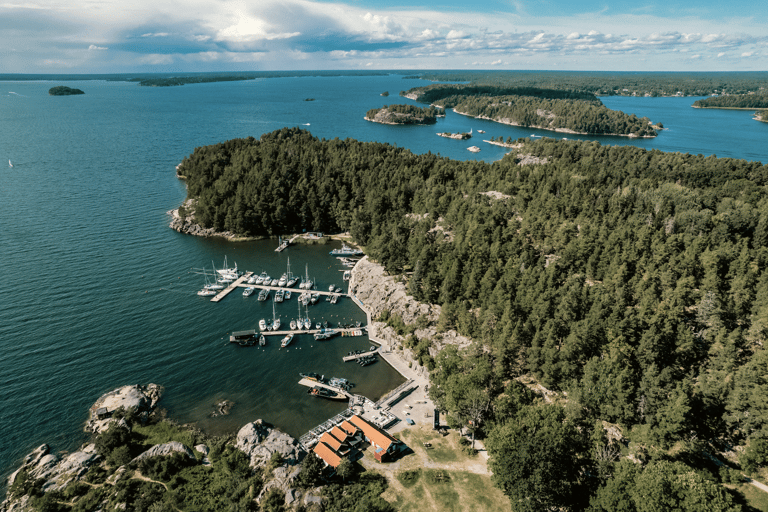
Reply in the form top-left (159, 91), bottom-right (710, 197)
top-left (1, 384), bottom-right (315, 512)
top-left (168, 199), bottom-right (255, 241)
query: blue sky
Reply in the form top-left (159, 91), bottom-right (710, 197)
top-left (2, 0), bottom-right (766, 73)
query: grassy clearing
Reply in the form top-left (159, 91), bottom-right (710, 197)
top-left (132, 421), bottom-right (198, 450)
top-left (730, 483), bottom-right (768, 511)
top-left (397, 427), bottom-right (464, 464)
top-left (384, 469), bottom-right (507, 512)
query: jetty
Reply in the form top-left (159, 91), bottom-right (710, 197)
top-left (275, 234), bottom-right (301, 252)
top-left (343, 348), bottom-right (378, 362)
top-left (210, 272), bottom-right (253, 303)
top-left (297, 378), bottom-right (352, 398)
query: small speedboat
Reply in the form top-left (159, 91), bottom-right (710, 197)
top-left (281, 333), bottom-right (294, 348)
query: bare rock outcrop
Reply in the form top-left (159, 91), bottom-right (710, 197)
top-left (168, 200), bottom-right (239, 239)
top-left (85, 383), bottom-right (162, 434)
top-left (350, 256), bottom-right (473, 371)
top-left (235, 420), bottom-right (304, 469)
top-left (131, 441), bottom-right (195, 464)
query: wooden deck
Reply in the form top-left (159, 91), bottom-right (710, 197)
top-left (261, 327), bottom-right (363, 337)
top-left (298, 378), bottom-right (351, 398)
top-left (210, 272), bottom-right (253, 303)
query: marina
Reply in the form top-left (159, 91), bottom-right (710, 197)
top-left (209, 281), bottom-right (347, 303)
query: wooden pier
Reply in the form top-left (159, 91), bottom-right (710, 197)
top-left (343, 349), bottom-right (378, 362)
top-left (262, 327), bottom-right (365, 337)
top-left (210, 272), bottom-right (253, 303)
top-left (297, 378), bottom-right (352, 398)
top-left (211, 279), bottom-right (345, 303)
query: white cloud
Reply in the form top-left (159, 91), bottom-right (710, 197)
top-left (741, 51), bottom-right (754, 56)
top-left (88, 44), bottom-right (107, 50)
top-left (446, 30), bottom-right (468, 39)
top-left (141, 32), bottom-right (169, 37)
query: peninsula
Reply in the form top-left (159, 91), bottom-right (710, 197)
top-left (167, 128), bottom-right (768, 510)
top-left (48, 86), bottom-right (84, 96)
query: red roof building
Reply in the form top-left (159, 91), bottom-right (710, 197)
top-left (349, 415), bottom-right (400, 462)
top-left (313, 441), bottom-right (343, 468)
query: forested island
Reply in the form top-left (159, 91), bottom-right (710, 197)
top-left (693, 93), bottom-right (768, 110)
top-left (407, 70), bottom-right (768, 97)
top-left (48, 86), bottom-right (84, 96)
top-left (172, 126), bottom-right (768, 509)
top-left (402, 84), bottom-right (658, 137)
top-left (365, 104), bottom-right (444, 125)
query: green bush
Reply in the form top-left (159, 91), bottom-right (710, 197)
top-left (397, 469), bottom-right (421, 488)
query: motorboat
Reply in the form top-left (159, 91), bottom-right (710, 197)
top-left (329, 244), bottom-right (363, 256)
top-left (280, 333), bottom-right (294, 348)
top-left (278, 273), bottom-right (288, 287)
top-left (243, 286), bottom-right (255, 297)
top-left (197, 288), bottom-right (216, 296)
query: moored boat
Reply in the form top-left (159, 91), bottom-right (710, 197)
top-left (280, 333), bottom-right (294, 347)
top-left (308, 386), bottom-right (346, 400)
top-left (243, 286), bottom-right (255, 297)
top-left (329, 244), bottom-right (363, 256)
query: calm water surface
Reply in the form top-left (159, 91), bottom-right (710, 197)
top-left (0, 76), bottom-right (766, 482)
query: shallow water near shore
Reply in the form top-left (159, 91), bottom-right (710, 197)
top-left (0, 74), bottom-right (766, 484)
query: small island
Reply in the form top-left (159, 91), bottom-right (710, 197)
top-left (753, 110), bottom-right (767, 123)
top-left (437, 130), bottom-right (472, 140)
top-left (48, 86), bottom-right (85, 96)
top-left (365, 104), bottom-right (444, 125)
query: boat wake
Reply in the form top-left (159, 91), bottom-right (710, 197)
top-left (302, 123), bottom-right (310, 126)
top-left (8, 92), bottom-right (27, 97)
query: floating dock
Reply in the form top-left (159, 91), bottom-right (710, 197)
top-left (210, 272), bottom-right (253, 303)
top-left (297, 378), bottom-right (352, 398)
top-left (343, 349), bottom-right (378, 362)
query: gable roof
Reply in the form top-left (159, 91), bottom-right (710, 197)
top-left (313, 441), bottom-right (342, 468)
top-left (330, 426), bottom-right (351, 443)
top-left (349, 415), bottom-right (398, 451)
top-left (320, 431), bottom-right (345, 452)
top-left (340, 420), bottom-right (359, 436)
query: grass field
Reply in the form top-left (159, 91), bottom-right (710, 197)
top-left (363, 425), bottom-right (509, 511)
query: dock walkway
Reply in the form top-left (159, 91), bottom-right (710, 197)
top-left (297, 378), bottom-right (352, 398)
top-left (210, 272), bottom-right (253, 303)
top-left (262, 327), bottom-right (365, 337)
top-left (343, 349), bottom-right (378, 362)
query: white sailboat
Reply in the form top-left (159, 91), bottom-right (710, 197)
top-left (272, 301), bottom-right (280, 330)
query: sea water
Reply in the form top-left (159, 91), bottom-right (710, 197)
top-left (1, 75), bottom-right (766, 482)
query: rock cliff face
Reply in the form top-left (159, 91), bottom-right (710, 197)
top-left (350, 257), bottom-right (472, 373)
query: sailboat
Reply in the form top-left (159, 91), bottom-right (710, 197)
top-left (272, 301), bottom-right (281, 330)
top-left (286, 258), bottom-right (298, 287)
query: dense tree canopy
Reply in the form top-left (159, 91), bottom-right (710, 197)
top-left (179, 127), bottom-right (768, 509)
top-left (693, 93), bottom-right (768, 109)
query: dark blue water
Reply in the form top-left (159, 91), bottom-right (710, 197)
top-left (1, 76), bottom-right (765, 482)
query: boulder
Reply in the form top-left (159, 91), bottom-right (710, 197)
top-left (236, 420), bottom-right (304, 469)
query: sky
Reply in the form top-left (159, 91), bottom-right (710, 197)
top-left (2, 0), bottom-right (767, 73)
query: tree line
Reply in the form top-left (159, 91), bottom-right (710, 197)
top-left (178, 127), bottom-right (768, 510)
top-left (408, 70), bottom-right (768, 97)
top-left (693, 93), bottom-right (768, 109)
top-left (401, 84), bottom-right (658, 136)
